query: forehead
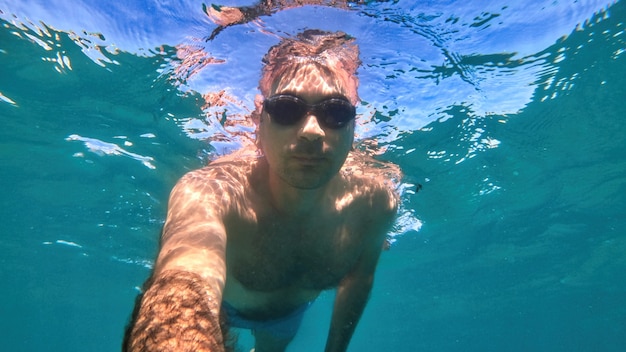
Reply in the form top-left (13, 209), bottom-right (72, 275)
top-left (270, 62), bottom-right (354, 101)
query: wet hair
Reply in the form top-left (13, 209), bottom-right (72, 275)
top-left (258, 30), bottom-right (361, 103)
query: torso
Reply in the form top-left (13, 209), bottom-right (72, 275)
top-left (210, 152), bottom-right (396, 320)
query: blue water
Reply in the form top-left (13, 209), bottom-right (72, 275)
top-left (1, 0), bottom-right (625, 351)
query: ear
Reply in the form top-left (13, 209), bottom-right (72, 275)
top-left (254, 94), bottom-right (264, 152)
top-left (252, 94), bottom-right (264, 125)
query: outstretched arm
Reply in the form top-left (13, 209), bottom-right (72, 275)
top-left (123, 270), bottom-right (225, 351)
top-left (124, 169), bottom-right (231, 352)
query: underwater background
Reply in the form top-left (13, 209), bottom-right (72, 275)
top-left (1, 0), bottom-right (625, 351)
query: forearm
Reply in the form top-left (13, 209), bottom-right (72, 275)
top-left (123, 270), bottom-right (226, 352)
top-left (325, 278), bottom-right (373, 352)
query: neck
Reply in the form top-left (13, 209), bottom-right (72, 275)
top-left (267, 171), bottom-right (328, 217)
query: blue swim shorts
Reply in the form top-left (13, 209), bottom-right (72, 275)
top-left (222, 301), bottom-right (313, 340)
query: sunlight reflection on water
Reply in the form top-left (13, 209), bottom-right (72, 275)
top-left (1, 0), bottom-right (615, 244)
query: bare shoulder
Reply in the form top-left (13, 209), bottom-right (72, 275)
top-left (169, 150), bottom-right (259, 213)
top-left (179, 147), bottom-right (259, 187)
top-left (339, 150), bottom-right (401, 222)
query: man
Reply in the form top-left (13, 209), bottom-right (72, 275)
top-left (124, 30), bottom-right (399, 352)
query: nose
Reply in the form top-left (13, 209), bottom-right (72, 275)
top-left (297, 114), bottom-right (325, 141)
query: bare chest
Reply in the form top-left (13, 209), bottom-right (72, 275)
top-left (226, 211), bottom-right (364, 292)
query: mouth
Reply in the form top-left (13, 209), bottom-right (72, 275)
top-left (291, 154), bottom-right (327, 165)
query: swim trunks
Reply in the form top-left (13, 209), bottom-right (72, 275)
top-left (222, 301), bottom-right (313, 340)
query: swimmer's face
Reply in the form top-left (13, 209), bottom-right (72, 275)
top-left (259, 64), bottom-right (355, 189)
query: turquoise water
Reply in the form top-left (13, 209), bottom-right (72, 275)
top-left (1, 0), bottom-right (625, 351)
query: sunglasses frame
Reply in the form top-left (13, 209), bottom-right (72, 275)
top-left (263, 94), bottom-right (356, 130)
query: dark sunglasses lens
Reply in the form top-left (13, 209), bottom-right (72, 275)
top-left (264, 95), bottom-right (356, 129)
top-left (265, 96), bottom-right (307, 125)
top-left (319, 100), bottom-right (356, 129)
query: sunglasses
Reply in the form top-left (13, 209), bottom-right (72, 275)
top-left (263, 94), bottom-right (356, 129)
